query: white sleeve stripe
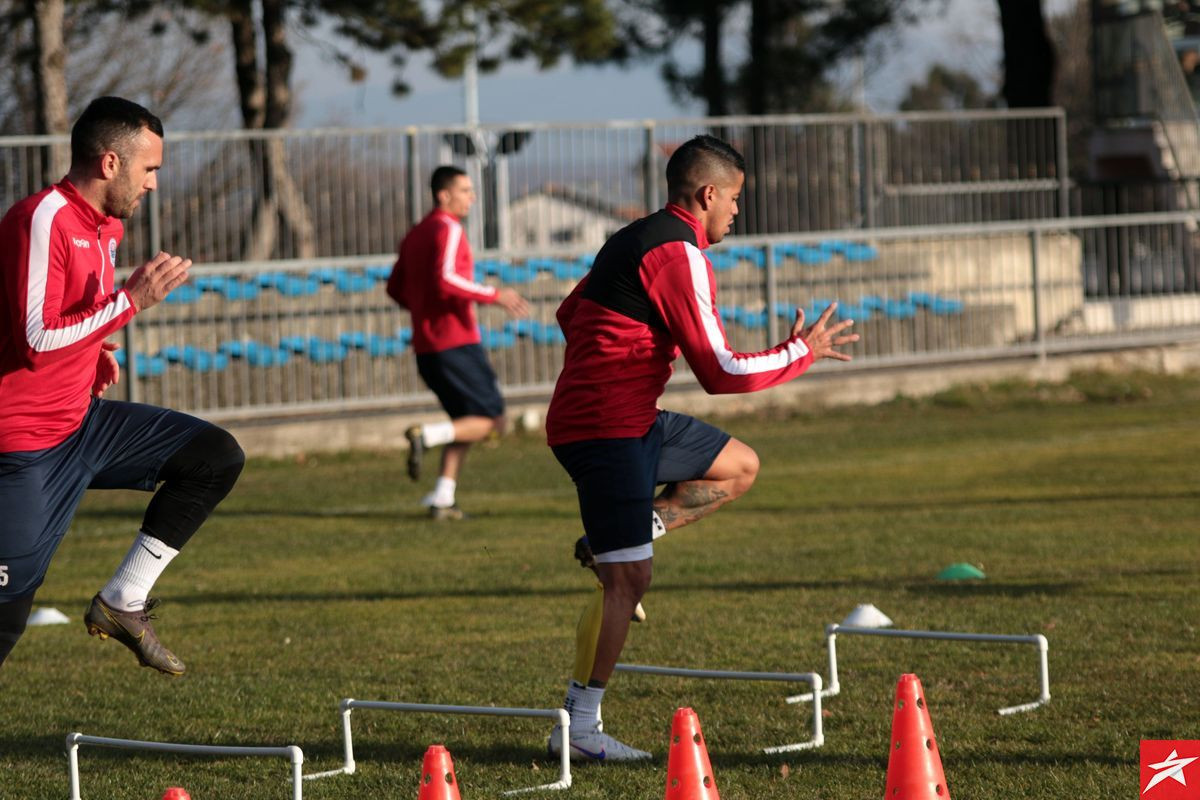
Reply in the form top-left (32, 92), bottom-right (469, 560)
top-left (440, 220), bottom-right (496, 297)
top-left (684, 242), bottom-right (809, 375)
top-left (25, 191), bottom-right (130, 353)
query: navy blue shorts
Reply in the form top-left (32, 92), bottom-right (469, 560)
top-left (416, 343), bottom-right (505, 419)
top-left (552, 411), bottom-right (731, 559)
top-left (0, 399), bottom-right (212, 600)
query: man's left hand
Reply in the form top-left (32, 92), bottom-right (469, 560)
top-left (93, 341), bottom-right (121, 397)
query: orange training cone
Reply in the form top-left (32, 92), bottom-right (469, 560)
top-left (418, 744), bottom-right (462, 800)
top-left (665, 707), bottom-right (720, 799)
top-left (884, 674), bottom-right (951, 799)
top-left (160, 789), bottom-right (191, 800)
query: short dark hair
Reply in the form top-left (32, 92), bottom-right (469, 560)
top-left (431, 165), bottom-right (467, 204)
top-left (665, 135), bottom-right (745, 197)
top-left (70, 97), bottom-right (164, 168)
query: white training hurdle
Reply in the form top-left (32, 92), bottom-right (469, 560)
top-left (302, 699), bottom-right (572, 795)
top-left (65, 732), bottom-right (304, 800)
top-left (785, 624), bottom-right (1051, 715)
top-left (613, 663), bottom-right (824, 754)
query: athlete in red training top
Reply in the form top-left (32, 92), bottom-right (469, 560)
top-left (0, 97), bottom-right (245, 675)
top-left (387, 166), bottom-right (528, 519)
top-left (544, 135), bottom-right (859, 761)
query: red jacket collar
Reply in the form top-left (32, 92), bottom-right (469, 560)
top-left (665, 203), bottom-right (710, 250)
top-left (55, 179), bottom-right (114, 229)
top-left (431, 207), bottom-right (464, 224)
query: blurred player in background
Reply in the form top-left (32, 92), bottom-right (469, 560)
top-left (388, 166), bottom-right (528, 519)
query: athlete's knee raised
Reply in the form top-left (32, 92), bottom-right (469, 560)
top-left (730, 446), bottom-right (760, 499)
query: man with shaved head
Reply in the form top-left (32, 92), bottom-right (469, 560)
top-left (544, 134), bottom-right (859, 760)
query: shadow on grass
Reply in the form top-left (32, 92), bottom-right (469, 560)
top-left (32, 575), bottom-right (1088, 610)
top-left (753, 487), bottom-right (1200, 516)
top-left (74, 506), bottom-right (580, 523)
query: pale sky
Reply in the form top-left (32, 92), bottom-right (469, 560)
top-left (290, 0), bottom-right (1078, 129)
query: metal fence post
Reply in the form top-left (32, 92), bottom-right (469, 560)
top-left (862, 119), bottom-right (876, 230)
top-left (1055, 110), bottom-right (1069, 218)
top-left (764, 242), bottom-right (779, 347)
top-left (406, 128), bottom-right (421, 227)
top-left (1030, 229), bottom-right (1046, 364)
top-left (643, 122), bottom-right (658, 214)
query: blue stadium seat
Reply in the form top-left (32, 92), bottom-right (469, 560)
top-left (219, 340), bottom-right (249, 358)
top-left (334, 272), bottom-right (374, 293)
top-left (193, 275), bottom-right (231, 293)
top-left (305, 338), bottom-right (348, 363)
top-left (525, 258), bottom-right (564, 274)
top-left (273, 275), bottom-right (321, 297)
top-left (499, 264), bottom-right (537, 284)
top-left (338, 331), bottom-right (369, 348)
top-left (163, 285), bottom-right (202, 304)
top-left (738, 308), bottom-right (769, 329)
top-left (725, 245), bottom-right (765, 267)
top-left (309, 267), bottom-right (342, 284)
top-left (218, 280), bottom-right (261, 301)
top-left (181, 349), bottom-right (229, 372)
top-left (860, 295), bottom-right (917, 320)
top-left (834, 302), bottom-right (873, 321)
top-left (479, 328), bottom-right (516, 349)
top-left (364, 265), bottom-right (393, 281)
top-left (506, 319), bottom-right (539, 337)
top-left (395, 327), bottom-right (414, 345)
top-left (843, 243), bottom-right (879, 261)
top-left (255, 271), bottom-right (291, 287)
top-left (279, 335), bottom-right (310, 353)
top-left (708, 251), bottom-right (741, 271)
top-left (774, 302), bottom-right (799, 319)
top-left (531, 321), bottom-right (566, 344)
top-left (116, 353), bottom-right (166, 377)
top-left (774, 243), bottom-right (831, 265)
top-left (367, 335), bottom-right (406, 357)
top-left (245, 343), bottom-right (291, 367)
top-left (909, 292), bottom-right (964, 315)
top-left (553, 261), bottom-right (589, 280)
top-left (475, 259), bottom-right (508, 277)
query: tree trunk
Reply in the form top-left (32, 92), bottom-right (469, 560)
top-left (229, 0), bottom-right (265, 129)
top-left (997, 0), bottom-right (1056, 108)
top-left (747, 0), bottom-right (768, 115)
top-left (28, 0), bottom-right (69, 184)
top-left (234, 0), bottom-right (316, 260)
top-left (701, 0), bottom-right (727, 117)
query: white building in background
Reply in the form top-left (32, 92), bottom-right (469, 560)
top-left (508, 185), bottom-right (641, 250)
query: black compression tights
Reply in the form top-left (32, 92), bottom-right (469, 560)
top-left (141, 425), bottom-right (245, 551)
top-left (0, 592), bottom-right (34, 667)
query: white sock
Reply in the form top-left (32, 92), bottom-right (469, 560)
top-left (563, 681), bottom-right (605, 733)
top-left (431, 476), bottom-right (457, 508)
top-left (422, 421), bottom-right (456, 448)
top-left (651, 511), bottom-right (666, 540)
top-left (99, 533), bottom-right (179, 611)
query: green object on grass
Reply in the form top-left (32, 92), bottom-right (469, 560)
top-left (937, 562), bottom-right (986, 580)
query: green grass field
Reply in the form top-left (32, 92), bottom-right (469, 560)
top-left (4, 369), bottom-right (1198, 799)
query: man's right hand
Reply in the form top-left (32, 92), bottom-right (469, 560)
top-left (495, 287), bottom-right (530, 318)
top-left (792, 303), bottom-right (859, 362)
top-left (124, 251), bottom-right (192, 311)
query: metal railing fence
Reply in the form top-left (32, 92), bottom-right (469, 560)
top-left (0, 110), bottom-right (1067, 269)
top-left (105, 212), bottom-right (1200, 420)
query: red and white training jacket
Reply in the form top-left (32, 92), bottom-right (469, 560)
top-left (546, 203), bottom-right (814, 446)
top-left (0, 180), bottom-right (134, 453)
top-left (386, 208), bottom-right (499, 355)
